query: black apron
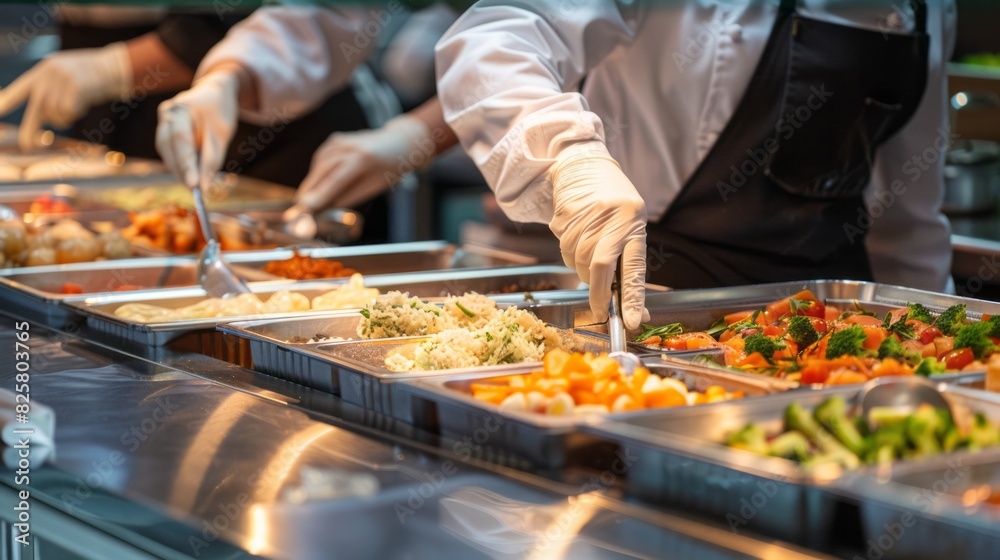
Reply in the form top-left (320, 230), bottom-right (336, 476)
top-left (647, 0), bottom-right (930, 289)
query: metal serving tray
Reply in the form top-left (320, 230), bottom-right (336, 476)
top-left (251, 329), bottom-right (612, 425)
top-left (65, 266), bottom-right (581, 353)
top-left (399, 359), bottom-right (787, 471)
top-left (835, 386), bottom-right (1000, 559)
top-left (224, 240), bottom-right (539, 275)
top-left (584, 382), bottom-right (1000, 548)
top-left (73, 172), bottom-right (296, 212)
top-left (578, 280), bottom-right (1000, 382)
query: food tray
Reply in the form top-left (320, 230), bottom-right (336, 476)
top-left (223, 325), bottom-right (610, 424)
top-left (577, 279), bottom-right (1000, 383)
top-left (399, 359), bottom-right (787, 470)
top-left (223, 241), bottom-right (539, 275)
top-left (73, 172), bottom-right (296, 212)
top-left (66, 265), bottom-right (581, 351)
top-left (0, 241), bottom-right (541, 301)
top-left (0, 128), bottom-right (164, 183)
top-left (836, 386), bottom-right (1000, 559)
top-left (583, 382), bottom-right (1000, 548)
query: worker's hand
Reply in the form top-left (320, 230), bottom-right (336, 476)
top-left (0, 43), bottom-right (132, 150)
top-left (550, 148), bottom-right (650, 330)
top-left (294, 114), bottom-right (433, 211)
top-left (155, 70), bottom-right (239, 190)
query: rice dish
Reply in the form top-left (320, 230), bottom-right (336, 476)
top-left (379, 304), bottom-right (563, 372)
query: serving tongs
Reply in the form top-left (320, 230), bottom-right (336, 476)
top-left (192, 186), bottom-right (250, 298)
top-left (608, 255), bottom-right (641, 375)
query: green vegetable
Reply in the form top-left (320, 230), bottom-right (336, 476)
top-left (744, 333), bottom-right (785, 361)
top-left (814, 396), bottom-right (867, 456)
top-left (704, 318), bottom-right (728, 339)
top-left (454, 301), bottom-right (476, 318)
top-left (915, 357), bottom-right (947, 376)
top-left (787, 315), bottom-right (820, 348)
top-left (905, 406), bottom-right (944, 456)
top-left (359, 309), bottom-right (371, 318)
top-left (876, 336), bottom-right (922, 365)
top-left (636, 322), bottom-right (683, 343)
top-left (768, 431), bottom-right (811, 462)
top-left (934, 304), bottom-right (967, 336)
top-left (825, 325), bottom-right (868, 359)
top-left (906, 303), bottom-right (935, 323)
top-left (953, 321), bottom-right (996, 359)
top-left (985, 316), bottom-right (1000, 339)
top-left (882, 312), bottom-right (917, 340)
top-left (726, 424), bottom-right (769, 455)
top-left (784, 402), bottom-right (860, 468)
top-left (966, 413), bottom-right (1000, 451)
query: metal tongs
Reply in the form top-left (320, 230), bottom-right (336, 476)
top-left (192, 185), bottom-right (250, 298)
top-left (608, 255), bottom-right (642, 375)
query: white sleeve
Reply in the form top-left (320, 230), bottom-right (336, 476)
top-left (197, 6), bottom-right (377, 125)
top-left (864, 0), bottom-right (956, 293)
top-left (435, 0), bottom-right (640, 224)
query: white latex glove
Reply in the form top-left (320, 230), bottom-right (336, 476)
top-left (550, 149), bottom-right (650, 330)
top-left (0, 42), bottom-right (132, 150)
top-left (155, 70), bottom-right (239, 189)
top-left (294, 114), bottom-right (433, 211)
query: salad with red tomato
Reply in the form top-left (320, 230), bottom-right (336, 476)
top-left (636, 290), bottom-right (995, 384)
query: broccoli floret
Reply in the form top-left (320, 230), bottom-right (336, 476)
top-left (877, 336), bottom-right (906, 360)
top-left (985, 316), bottom-right (1000, 339)
top-left (906, 303), bottom-right (935, 323)
top-left (942, 425), bottom-right (963, 452)
top-left (914, 357), bottom-right (947, 376)
top-left (825, 325), bottom-right (868, 359)
top-left (787, 315), bottom-right (820, 348)
top-left (865, 422), bottom-right (908, 464)
top-left (744, 333), bottom-right (784, 361)
top-left (785, 402), bottom-right (861, 469)
top-left (953, 321), bottom-right (996, 359)
top-left (814, 396), bottom-right (867, 456)
top-left (905, 405), bottom-right (944, 456)
top-left (726, 424), bottom-right (769, 455)
top-left (876, 336), bottom-right (922, 365)
top-left (768, 431), bottom-right (811, 462)
top-left (965, 413), bottom-right (1000, 451)
top-left (934, 304), bottom-right (967, 336)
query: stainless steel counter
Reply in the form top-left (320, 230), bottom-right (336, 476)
top-left (0, 319), bottom-right (830, 560)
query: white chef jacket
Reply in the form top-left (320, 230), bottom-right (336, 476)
top-left (196, 6), bottom-right (380, 126)
top-left (436, 0), bottom-right (957, 292)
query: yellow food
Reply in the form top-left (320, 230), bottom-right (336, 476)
top-left (469, 349), bottom-right (745, 416)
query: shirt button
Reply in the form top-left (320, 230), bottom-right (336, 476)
top-left (727, 24), bottom-right (743, 42)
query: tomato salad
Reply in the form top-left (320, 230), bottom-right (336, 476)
top-left (636, 290), bottom-right (999, 384)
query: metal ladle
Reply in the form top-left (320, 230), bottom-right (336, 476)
top-left (192, 186), bottom-right (250, 298)
top-left (857, 375), bottom-right (954, 431)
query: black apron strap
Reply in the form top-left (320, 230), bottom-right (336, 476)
top-left (779, 0), bottom-right (797, 13)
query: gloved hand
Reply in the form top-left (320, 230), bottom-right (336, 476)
top-left (0, 43), bottom-right (132, 150)
top-left (155, 69), bottom-right (240, 190)
top-left (293, 114), bottom-right (433, 212)
top-left (550, 148), bottom-right (650, 330)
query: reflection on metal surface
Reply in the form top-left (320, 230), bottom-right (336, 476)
top-left (247, 503), bottom-right (269, 555)
top-left (253, 424), bottom-right (335, 505)
top-left (168, 393), bottom-right (252, 513)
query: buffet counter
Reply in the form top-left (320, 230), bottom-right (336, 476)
top-left (0, 319), bottom-right (829, 560)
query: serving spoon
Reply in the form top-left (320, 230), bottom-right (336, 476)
top-left (192, 185), bottom-right (250, 298)
top-left (607, 255), bottom-right (642, 375)
top-left (857, 375), bottom-right (954, 431)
